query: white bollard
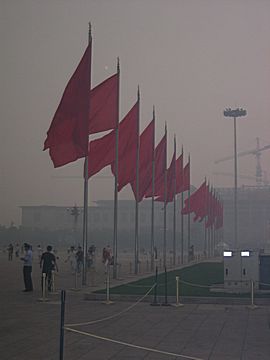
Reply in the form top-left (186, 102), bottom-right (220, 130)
top-left (51, 270), bottom-right (55, 293)
top-left (42, 273), bottom-right (47, 299)
top-left (103, 265), bottom-right (114, 305)
top-left (70, 269), bottom-right (80, 291)
top-left (173, 276), bottom-right (184, 307)
top-left (248, 280), bottom-right (258, 310)
top-left (75, 269), bottom-right (78, 289)
top-left (38, 273), bottom-right (49, 302)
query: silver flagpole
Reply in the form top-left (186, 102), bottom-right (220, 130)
top-left (180, 146), bottom-right (184, 264)
top-left (82, 23), bottom-right (92, 286)
top-left (150, 106), bottom-right (155, 272)
top-left (163, 123), bottom-right (167, 269)
top-left (187, 154), bottom-right (191, 262)
top-left (203, 179), bottom-right (207, 258)
top-left (134, 87), bottom-right (140, 274)
top-left (173, 136), bottom-right (176, 267)
top-left (113, 59), bottom-right (120, 279)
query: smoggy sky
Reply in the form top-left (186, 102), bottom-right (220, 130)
top-left (1, 0), bottom-right (270, 226)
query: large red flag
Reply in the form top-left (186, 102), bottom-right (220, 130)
top-left (144, 134), bottom-right (166, 198)
top-left (111, 102), bottom-right (139, 190)
top-left (44, 44), bottom-right (91, 167)
top-left (130, 120), bottom-right (154, 201)
top-left (88, 102), bottom-right (138, 179)
top-left (89, 72), bottom-right (119, 134)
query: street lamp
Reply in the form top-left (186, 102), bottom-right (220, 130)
top-left (67, 205), bottom-right (81, 246)
top-left (223, 108), bottom-right (247, 248)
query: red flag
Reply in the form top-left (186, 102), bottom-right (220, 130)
top-left (88, 130), bottom-right (115, 178)
top-left (182, 180), bottom-right (207, 215)
top-left (144, 134), bottom-right (166, 198)
top-left (130, 120), bottom-right (154, 201)
top-left (89, 72), bottom-right (119, 134)
top-left (175, 154), bottom-right (183, 194)
top-left (111, 101), bottom-right (139, 190)
top-left (155, 150), bottom-right (176, 203)
top-left (180, 161), bottom-right (190, 193)
top-left (193, 184), bottom-right (209, 222)
top-left (215, 201), bottom-right (223, 229)
top-left (88, 102), bottom-right (138, 179)
top-left (205, 190), bottom-right (218, 228)
top-left (44, 44), bottom-right (91, 167)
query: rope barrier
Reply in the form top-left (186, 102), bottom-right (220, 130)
top-left (125, 283), bottom-right (154, 288)
top-left (178, 278), bottom-right (212, 289)
top-left (65, 283), bottom-right (156, 327)
top-left (64, 326), bottom-right (204, 360)
top-left (257, 281), bottom-right (270, 287)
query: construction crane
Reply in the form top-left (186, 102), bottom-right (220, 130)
top-left (214, 138), bottom-right (270, 186)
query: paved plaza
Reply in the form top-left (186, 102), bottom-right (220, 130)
top-left (1, 251), bottom-right (270, 360)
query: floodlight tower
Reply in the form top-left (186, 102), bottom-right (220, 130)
top-left (223, 107), bottom-right (247, 248)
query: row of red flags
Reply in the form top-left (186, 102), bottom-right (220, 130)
top-left (44, 43), bottom-right (223, 229)
top-left (182, 181), bottom-right (223, 229)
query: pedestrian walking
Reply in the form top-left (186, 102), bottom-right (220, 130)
top-left (20, 243), bottom-right (33, 292)
top-left (37, 245), bottom-right (43, 262)
top-left (7, 243), bottom-right (13, 261)
top-left (75, 246), bottom-right (83, 273)
top-left (40, 245), bottom-right (58, 292)
top-left (65, 246), bottom-right (76, 273)
top-left (15, 243), bottom-right (20, 258)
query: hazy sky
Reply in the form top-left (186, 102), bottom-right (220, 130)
top-left (1, 0), bottom-right (270, 226)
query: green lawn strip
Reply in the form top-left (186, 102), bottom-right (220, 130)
top-left (95, 262), bottom-right (270, 298)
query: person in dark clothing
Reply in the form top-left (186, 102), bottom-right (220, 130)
top-left (40, 245), bottom-right (58, 292)
top-left (20, 243), bottom-right (33, 292)
top-left (76, 246), bottom-right (83, 273)
top-left (8, 243), bottom-right (13, 261)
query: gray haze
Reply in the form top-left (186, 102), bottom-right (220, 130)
top-left (1, 0), bottom-right (270, 226)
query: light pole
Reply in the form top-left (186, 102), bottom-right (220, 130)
top-left (67, 205), bottom-right (81, 246)
top-left (223, 108), bottom-right (247, 248)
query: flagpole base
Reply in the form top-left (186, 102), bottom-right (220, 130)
top-left (102, 300), bottom-right (114, 305)
top-left (37, 297), bottom-right (49, 302)
top-left (172, 303), bottom-right (184, 307)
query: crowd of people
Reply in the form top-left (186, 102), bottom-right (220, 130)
top-left (4, 241), bottom-right (115, 292)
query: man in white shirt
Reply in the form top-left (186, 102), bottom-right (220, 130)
top-left (20, 243), bottom-right (33, 292)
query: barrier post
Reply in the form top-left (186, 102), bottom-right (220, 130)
top-left (162, 267), bottom-right (170, 306)
top-left (173, 276), bottom-right (184, 307)
top-left (103, 265), bottom-right (114, 305)
top-left (151, 266), bottom-right (160, 306)
top-left (75, 269), bottom-right (78, 289)
top-left (51, 271), bottom-right (55, 293)
top-left (38, 273), bottom-right (49, 302)
top-left (248, 280), bottom-right (258, 310)
top-left (42, 273), bottom-right (46, 299)
top-left (59, 290), bottom-right (66, 360)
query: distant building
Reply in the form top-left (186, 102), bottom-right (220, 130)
top-left (19, 188), bottom-right (205, 252)
top-left (20, 200), bottom-right (181, 232)
top-left (20, 187), bottom-right (270, 250)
